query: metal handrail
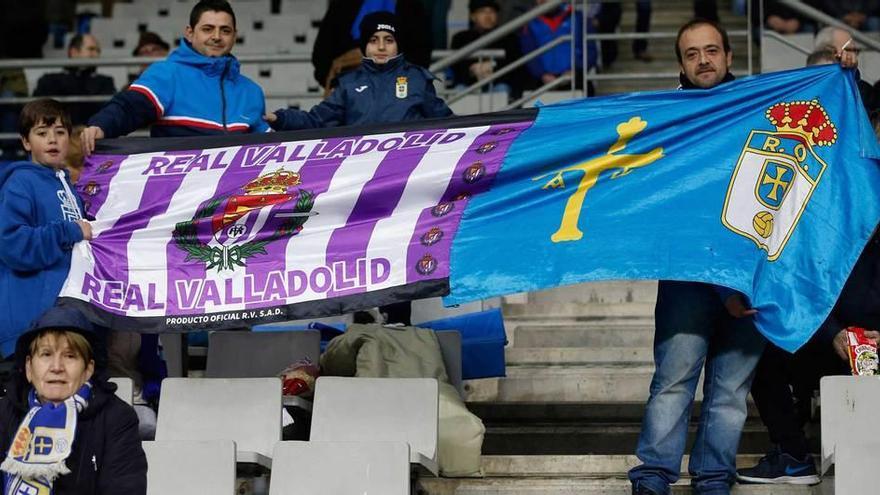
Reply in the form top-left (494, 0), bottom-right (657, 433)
top-left (0, 50), bottom-right (508, 71)
top-left (585, 30), bottom-right (749, 41)
top-left (777, 0), bottom-right (880, 52)
top-left (430, 0), bottom-right (569, 73)
top-left (504, 74), bottom-right (573, 110)
top-left (762, 30), bottom-right (811, 56)
top-left (446, 36), bottom-right (571, 105)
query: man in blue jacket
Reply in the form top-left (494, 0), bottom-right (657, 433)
top-left (81, 0), bottom-right (269, 154)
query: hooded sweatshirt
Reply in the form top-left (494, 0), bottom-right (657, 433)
top-left (88, 40), bottom-right (269, 138)
top-left (0, 306), bottom-right (146, 494)
top-left (0, 162), bottom-right (84, 357)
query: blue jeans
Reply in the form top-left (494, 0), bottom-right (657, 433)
top-left (629, 281), bottom-right (766, 495)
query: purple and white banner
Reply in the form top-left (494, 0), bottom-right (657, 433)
top-left (60, 113), bottom-right (534, 331)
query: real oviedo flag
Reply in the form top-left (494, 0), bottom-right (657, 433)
top-left (60, 65), bottom-right (880, 351)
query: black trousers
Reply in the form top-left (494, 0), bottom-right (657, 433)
top-left (749, 336), bottom-right (849, 458)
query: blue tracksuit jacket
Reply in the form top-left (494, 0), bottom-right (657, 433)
top-left (89, 41), bottom-right (269, 137)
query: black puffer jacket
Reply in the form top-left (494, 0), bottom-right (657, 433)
top-left (0, 307), bottom-right (146, 495)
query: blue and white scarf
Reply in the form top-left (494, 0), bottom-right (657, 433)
top-left (1, 383), bottom-right (92, 494)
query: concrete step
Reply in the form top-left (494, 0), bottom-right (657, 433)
top-left (506, 347), bottom-right (653, 366)
top-left (480, 421), bottom-right (777, 455)
top-left (503, 301), bottom-right (655, 318)
top-left (482, 454), bottom-right (783, 476)
top-left (464, 365), bottom-right (657, 403)
top-left (511, 321), bottom-right (654, 348)
top-left (520, 281), bottom-right (659, 306)
top-left (417, 478), bottom-right (824, 495)
top-left (467, 401), bottom-right (762, 423)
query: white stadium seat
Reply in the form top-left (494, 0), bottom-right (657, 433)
top-left (144, 440), bottom-right (237, 495)
top-left (156, 377), bottom-right (282, 468)
top-left (269, 441), bottom-right (410, 495)
top-left (310, 377), bottom-right (440, 475)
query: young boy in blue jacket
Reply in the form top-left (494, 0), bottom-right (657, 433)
top-left (266, 11), bottom-right (453, 131)
top-left (0, 99), bottom-right (92, 357)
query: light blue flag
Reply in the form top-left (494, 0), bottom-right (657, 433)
top-left (447, 65), bottom-right (880, 352)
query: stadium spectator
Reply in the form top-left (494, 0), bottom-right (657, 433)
top-left (518, 0), bottom-right (598, 94)
top-left (763, 0), bottom-right (815, 34)
top-left (450, 0), bottom-right (525, 99)
top-left (0, 99), bottom-right (92, 359)
top-left (628, 20), bottom-right (767, 495)
top-left (737, 234), bottom-right (880, 484)
top-left (266, 11), bottom-right (452, 130)
top-left (806, 39), bottom-right (877, 112)
top-left (106, 331), bottom-right (164, 440)
top-left (0, 306), bottom-right (147, 494)
top-left (416, 0), bottom-right (452, 50)
top-left (46, 0), bottom-right (77, 49)
top-left (33, 34), bottom-right (117, 127)
top-left (694, 1), bottom-right (719, 21)
top-left (500, 0), bottom-right (535, 24)
top-left (129, 31), bottom-right (171, 80)
top-left (132, 31), bottom-right (171, 59)
top-left (735, 47), bottom-right (875, 486)
top-left (81, 0), bottom-right (269, 155)
top-left (597, 1), bottom-right (653, 67)
top-left (311, 0), bottom-right (432, 94)
top-left (816, 0), bottom-right (880, 30)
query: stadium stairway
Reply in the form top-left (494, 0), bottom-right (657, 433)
top-left (415, 281), bottom-right (834, 494)
top-left (593, 0), bottom-right (757, 96)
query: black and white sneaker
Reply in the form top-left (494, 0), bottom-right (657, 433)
top-left (737, 448), bottom-right (820, 485)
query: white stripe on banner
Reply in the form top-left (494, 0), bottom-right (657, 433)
top-left (282, 136), bottom-right (395, 302)
top-left (366, 127), bottom-right (486, 291)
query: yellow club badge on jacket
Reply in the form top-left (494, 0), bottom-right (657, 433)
top-left (396, 76), bottom-right (408, 99)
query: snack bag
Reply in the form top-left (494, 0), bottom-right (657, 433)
top-left (846, 327), bottom-right (879, 376)
top-left (279, 359), bottom-right (320, 397)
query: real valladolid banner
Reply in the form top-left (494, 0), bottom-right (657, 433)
top-left (60, 65), bottom-right (880, 352)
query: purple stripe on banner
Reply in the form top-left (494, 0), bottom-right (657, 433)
top-left (324, 131), bottom-right (436, 297)
top-left (165, 144), bottom-right (276, 315)
top-left (405, 122), bottom-right (533, 284)
top-left (78, 154), bottom-right (128, 218)
top-left (242, 140), bottom-right (353, 310)
top-left (90, 150), bottom-right (197, 315)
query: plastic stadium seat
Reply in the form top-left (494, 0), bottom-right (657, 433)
top-left (205, 330), bottom-right (320, 378)
top-left (269, 440), bottom-right (410, 495)
top-left (311, 377), bottom-right (440, 475)
top-left (156, 377), bottom-right (281, 467)
top-left (240, 62), bottom-right (315, 94)
top-left (144, 440), bottom-right (237, 495)
top-left (820, 376), bottom-right (880, 473)
top-left (108, 376), bottom-right (133, 405)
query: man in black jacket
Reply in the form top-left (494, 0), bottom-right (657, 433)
top-left (33, 34), bottom-right (117, 126)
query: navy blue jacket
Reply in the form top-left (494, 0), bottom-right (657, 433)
top-left (271, 56), bottom-right (453, 130)
top-left (0, 162), bottom-right (84, 357)
top-left (88, 40), bottom-right (269, 138)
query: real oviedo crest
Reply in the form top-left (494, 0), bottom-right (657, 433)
top-left (172, 169), bottom-right (316, 271)
top-left (722, 100), bottom-right (837, 261)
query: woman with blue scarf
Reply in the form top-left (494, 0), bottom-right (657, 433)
top-left (0, 307), bottom-right (146, 494)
